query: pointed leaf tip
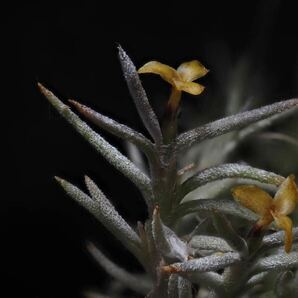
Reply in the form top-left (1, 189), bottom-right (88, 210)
top-left (37, 82), bottom-right (49, 95)
top-left (118, 46), bottom-right (162, 143)
top-left (54, 176), bottom-right (64, 183)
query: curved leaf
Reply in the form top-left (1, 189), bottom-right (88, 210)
top-left (174, 198), bottom-right (258, 222)
top-left (177, 98), bottom-right (298, 152)
top-left (178, 163), bottom-right (284, 201)
top-left (69, 100), bottom-right (155, 156)
top-left (38, 83), bottom-right (153, 208)
top-left (118, 46), bottom-right (162, 144)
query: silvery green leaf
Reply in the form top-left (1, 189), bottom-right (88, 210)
top-left (176, 98), bottom-right (298, 152)
top-left (69, 100), bottom-right (155, 156)
top-left (178, 163), bottom-right (284, 200)
top-left (189, 235), bottom-right (232, 252)
top-left (162, 252), bottom-right (241, 274)
top-left (167, 274), bottom-right (178, 298)
top-left (262, 227), bottom-right (298, 248)
top-left (152, 206), bottom-right (188, 262)
top-left (38, 83), bottom-right (153, 208)
top-left (86, 242), bottom-right (151, 295)
top-left (174, 198), bottom-right (257, 222)
top-left (178, 276), bottom-right (192, 298)
top-left (212, 212), bottom-right (248, 255)
top-left (238, 105), bottom-right (298, 142)
top-left (55, 176), bottom-right (142, 260)
top-left (118, 46), bottom-right (162, 144)
top-left (252, 252), bottom-right (298, 274)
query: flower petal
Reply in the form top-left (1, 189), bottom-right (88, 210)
top-left (271, 213), bottom-right (293, 253)
top-left (231, 185), bottom-right (273, 216)
top-left (177, 60), bottom-right (209, 82)
top-left (273, 175), bottom-right (298, 215)
top-left (174, 80), bottom-right (205, 95)
top-left (138, 61), bottom-right (178, 86)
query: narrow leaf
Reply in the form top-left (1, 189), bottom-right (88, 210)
top-left (178, 277), bottom-right (192, 298)
top-left (167, 274), bottom-right (178, 298)
top-left (162, 252), bottom-right (241, 273)
top-left (238, 105), bottom-right (298, 141)
top-left (189, 235), bottom-right (232, 252)
top-left (152, 206), bottom-right (189, 262)
top-left (55, 176), bottom-right (142, 259)
top-left (69, 100), bottom-right (155, 156)
top-left (262, 227), bottom-right (298, 248)
top-left (178, 163), bottom-right (284, 200)
top-left (177, 98), bottom-right (298, 151)
top-left (86, 241), bottom-right (151, 295)
top-left (252, 251), bottom-right (298, 273)
top-left (38, 83), bottom-right (153, 208)
top-left (118, 46), bottom-right (163, 143)
top-left (174, 198), bottom-right (258, 222)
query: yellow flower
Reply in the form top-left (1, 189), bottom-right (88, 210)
top-left (232, 175), bottom-right (298, 253)
top-left (138, 60), bottom-right (208, 112)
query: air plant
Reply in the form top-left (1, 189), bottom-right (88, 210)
top-left (38, 46), bottom-right (298, 298)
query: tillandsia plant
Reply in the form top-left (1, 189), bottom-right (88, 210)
top-left (38, 46), bottom-right (298, 298)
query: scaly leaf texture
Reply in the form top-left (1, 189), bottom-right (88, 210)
top-left (86, 242), bottom-right (151, 295)
top-left (167, 274), bottom-right (179, 298)
top-left (189, 235), bottom-right (232, 252)
top-left (176, 98), bottom-right (298, 152)
top-left (163, 252), bottom-right (241, 273)
top-left (69, 100), bottom-right (155, 157)
top-left (262, 227), bottom-right (298, 248)
top-left (174, 198), bottom-right (257, 222)
top-left (177, 277), bottom-right (192, 298)
top-left (118, 46), bottom-right (163, 144)
top-left (55, 176), bottom-right (142, 260)
top-left (38, 83), bottom-right (153, 209)
top-left (178, 163), bottom-right (284, 201)
top-left (252, 251), bottom-right (298, 274)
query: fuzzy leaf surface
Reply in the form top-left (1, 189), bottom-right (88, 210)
top-left (252, 251), bottom-right (298, 273)
top-left (189, 235), bottom-right (232, 252)
top-left (118, 46), bottom-right (162, 143)
top-left (179, 163), bottom-right (284, 200)
top-left (38, 83), bottom-right (153, 208)
top-left (163, 252), bottom-right (241, 273)
top-left (69, 100), bottom-right (155, 156)
top-left (177, 98), bottom-right (298, 151)
top-left (175, 198), bottom-right (257, 221)
top-left (55, 176), bottom-right (142, 259)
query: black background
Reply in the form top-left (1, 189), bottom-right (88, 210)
top-left (7, 1), bottom-right (298, 297)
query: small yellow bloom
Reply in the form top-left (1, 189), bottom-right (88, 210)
top-left (138, 60), bottom-right (208, 112)
top-left (232, 175), bottom-right (298, 253)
